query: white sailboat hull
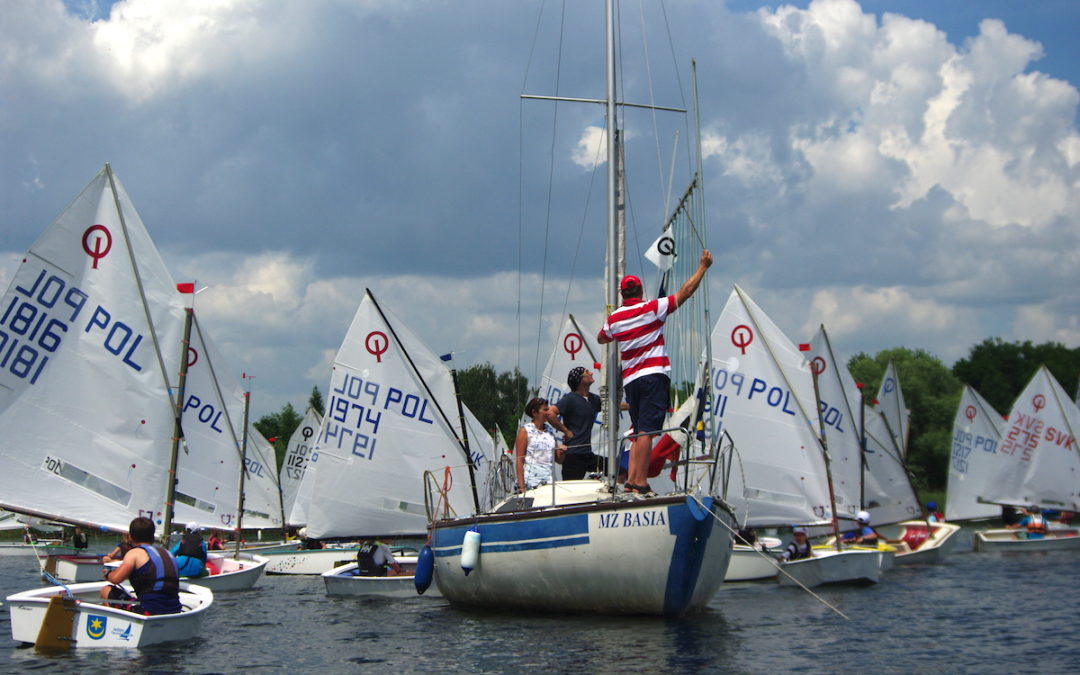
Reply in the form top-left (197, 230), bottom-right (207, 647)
top-left (725, 538), bottom-right (783, 581)
top-left (7, 582), bottom-right (213, 649)
top-left (974, 527), bottom-right (1080, 552)
top-left (0, 543), bottom-right (79, 558)
top-left (263, 547), bottom-right (364, 575)
top-left (778, 548), bottom-right (882, 587)
top-left (322, 558), bottom-right (442, 598)
top-left (430, 494), bottom-right (733, 615)
top-left (187, 553), bottom-right (268, 592)
top-left (49, 555), bottom-right (108, 583)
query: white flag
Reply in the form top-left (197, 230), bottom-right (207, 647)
top-left (644, 227), bottom-right (676, 271)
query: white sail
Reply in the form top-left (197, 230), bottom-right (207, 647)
top-left (876, 362), bottom-right (910, 457)
top-left (280, 407), bottom-right (322, 526)
top-left (805, 326), bottom-right (863, 521)
top-left (306, 289), bottom-right (490, 538)
top-left (173, 314), bottom-right (281, 531)
top-left (0, 166), bottom-right (183, 532)
top-left (945, 385), bottom-right (1006, 521)
top-left (862, 405), bottom-right (921, 525)
top-left (981, 367), bottom-right (1080, 511)
top-left (709, 286), bottom-right (832, 527)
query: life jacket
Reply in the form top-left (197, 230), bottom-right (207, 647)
top-left (786, 540), bottom-right (812, 561)
top-left (73, 532), bottom-right (88, 549)
top-left (1026, 513), bottom-right (1048, 534)
top-left (130, 544), bottom-right (181, 615)
top-left (178, 532), bottom-right (207, 561)
top-left (356, 542), bottom-right (386, 577)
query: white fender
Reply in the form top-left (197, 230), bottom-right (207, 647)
top-left (461, 527), bottom-right (481, 576)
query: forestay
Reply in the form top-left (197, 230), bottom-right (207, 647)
top-left (981, 366), bottom-right (1080, 512)
top-left (306, 289), bottom-right (491, 538)
top-left (709, 286), bottom-right (831, 528)
top-left (0, 166), bottom-right (183, 532)
top-left (945, 386), bottom-right (1005, 521)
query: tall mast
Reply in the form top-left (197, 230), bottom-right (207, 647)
top-left (162, 302), bottom-right (194, 540)
top-left (602, 0), bottom-right (621, 478)
top-left (234, 389), bottom-right (251, 558)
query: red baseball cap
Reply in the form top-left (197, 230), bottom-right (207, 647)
top-left (620, 274), bottom-right (642, 291)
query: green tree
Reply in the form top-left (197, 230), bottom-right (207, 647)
top-left (952, 338), bottom-right (1080, 414)
top-left (254, 402), bottom-right (303, 471)
top-left (455, 362), bottom-right (529, 446)
top-left (308, 386), bottom-right (325, 416)
top-left (848, 348), bottom-right (962, 492)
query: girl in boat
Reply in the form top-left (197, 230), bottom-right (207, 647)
top-left (514, 397), bottom-right (566, 493)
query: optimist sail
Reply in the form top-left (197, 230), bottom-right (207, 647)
top-left (862, 405), bottom-right (921, 525)
top-left (0, 165), bottom-right (184, 532)
top-left (306, 289), bottom-right (491, 538)
top-left (172, 311), bottom-right (281, 531)
top-left (945, 386), bottom-right (1006, 521)
top-left (280, 407), bottom-right (323, 526)
top-left (877, 362), bottom-right (910, 457)
top-left (804, 326), bottom-right (862, 521)
top-left (708, 287), bottom-right (831, 527)
top-left (981, 367), bottom-right (1080, 512)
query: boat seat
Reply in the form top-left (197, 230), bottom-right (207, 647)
top-left (204, 558), bottom-right (222, 576)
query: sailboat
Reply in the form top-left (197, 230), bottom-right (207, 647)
top-left (294, 288), bottom-right (492, 595)
top-left (425, 1), bottom-right (733, 616)
top-left (808, 332), bottom-right (958, 564)
top-left (280, 407), bottom-right (323, 528)
top-left (945, 385), bottom-right (1006, 522)
top-left (0, 165), bottom-right (213, 648)
top-left (877, 362), bottom-right (910, 458)
top-left (709, 288), bottom-right (881, 588)
top-left (974, 366), bottom-right (1080, 551)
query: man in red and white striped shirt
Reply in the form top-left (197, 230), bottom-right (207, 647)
top-left (598, 249), bottom-right (713, 494)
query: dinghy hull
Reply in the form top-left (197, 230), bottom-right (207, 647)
top-left (778, 548), bottom-right (882, 587)
top-left (7, 581), bottom-right (212, 649)
top-left (974, 527), bottom-right (1080, 552)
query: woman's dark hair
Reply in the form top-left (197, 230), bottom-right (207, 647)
top-left (524, 397), bottom-right (548, 418)
top-left (128, 516), bottom-right (156, 544)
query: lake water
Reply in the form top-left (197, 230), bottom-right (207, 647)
top-left (0, 526), bottom-right (1077, 674)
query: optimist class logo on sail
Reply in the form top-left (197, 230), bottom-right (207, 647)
top-left (322, 331), bottom-right (438, 460)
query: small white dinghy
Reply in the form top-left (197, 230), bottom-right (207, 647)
top-left (725, 537), bottom-right (783, 582)
top-left (186, 552), bottom-right (269, 591)
top-left (7, 581), bottom-right (213, 649)
top-left (877, 521), bottom-right (962, 563)
top-left (322, 556), bottom-right (441, 598)
top-left (778, 548), bottom-right (882, 588)
top-left (263, 547), bottom-right (364, 575)
top-left (47, 555), bottom-right (109, 583)
top-left (974, 526), bottom-right (1080, 552)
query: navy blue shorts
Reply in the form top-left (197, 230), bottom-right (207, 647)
top-left (625, 373), bottom-right (670, 434)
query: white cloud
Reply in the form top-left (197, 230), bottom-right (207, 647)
top-left (571, 125), bottom-right (607, 169)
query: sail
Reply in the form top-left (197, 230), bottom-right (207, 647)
top-left (708, 286), bottom-right (832, 527)
top-left (862, 405), bottom-right (921, 525)
top-left (306, 289), bottom-right (489, 538)
top-left (981, 366), bottom-right (1080, 511)
top-left (175, 314), bottom-right (281, 531)
top-left (945, 385), bottom-right (1006, 521)
top-left (280, 407), bottom-right (322, 526)
top-left (0, 166), bottom-right (183, 532)
top-left (804, 326), bottom-right (862, 521)
top-left (876, 362), bottom-right (909, 457)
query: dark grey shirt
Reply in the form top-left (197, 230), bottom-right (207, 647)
top-left (556, 391), bottom-right (602, 456)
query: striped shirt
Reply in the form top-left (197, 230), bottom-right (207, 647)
top-left (600, 295), bottom-right (677, 385)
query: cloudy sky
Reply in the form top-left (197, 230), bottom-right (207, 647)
top-left (2, 0), bottom-right (1078, 418)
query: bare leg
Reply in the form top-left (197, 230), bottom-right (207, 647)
top-left (627, 434), bottom-right (653, 487)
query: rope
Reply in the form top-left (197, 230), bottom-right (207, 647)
top-left (40, 570), bottom-right (76, 600)
top-left (687, 494), bottom-right (850, 620)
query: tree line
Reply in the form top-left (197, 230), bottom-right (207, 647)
top-left (255, 338), bottom-right (1080, 493)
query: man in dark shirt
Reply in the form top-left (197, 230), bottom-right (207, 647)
top-left (550, 367), bottom-right (603, 480)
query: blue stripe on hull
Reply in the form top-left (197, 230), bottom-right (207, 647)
top-left (432, 513), bottom-right (589, 556)
top-left (663, 496), bottom-right (716, 613)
